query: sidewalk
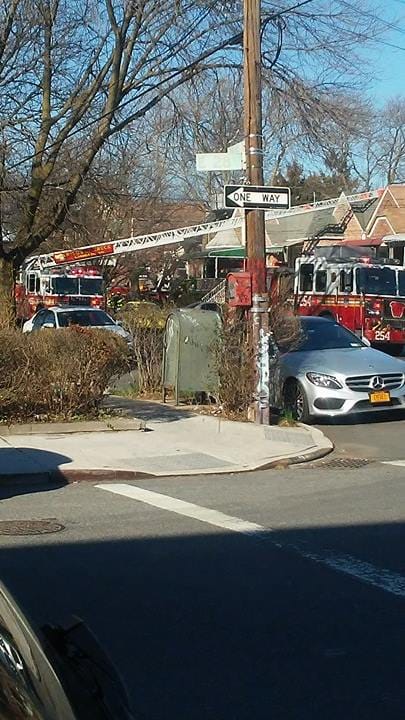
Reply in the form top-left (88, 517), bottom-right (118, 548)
top-left (0, 397), bottom-right (333, 482)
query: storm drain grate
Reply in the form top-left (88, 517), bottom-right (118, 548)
top-left (303, 458), bottom-right (372, 470)
top-left (0, 519), bottom-right (65, 536)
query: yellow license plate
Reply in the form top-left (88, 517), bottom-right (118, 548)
top-left (369, 391), bottom-right (391, 404)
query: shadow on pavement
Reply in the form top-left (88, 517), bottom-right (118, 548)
top-left (1, 521), bottom-right (404, 719)
top-left (0, 447), bottom-right (71, 498)
top-left (105, 395), bottom-right (195, 423)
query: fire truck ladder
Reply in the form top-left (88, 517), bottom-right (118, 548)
top-left (26, 188), bottom-right (384, 272)
top-left (25, 216), bottom-right (246, 271)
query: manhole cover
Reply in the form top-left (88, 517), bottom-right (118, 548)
top-left (0, 519), bottom-right (65, 536)
top-left (304, 458), bottom-right (371, 470)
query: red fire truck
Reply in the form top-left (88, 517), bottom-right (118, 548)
top-left (12, 215), bottom-right (246, 321)
top-left (15, 264), bottom-right (104, 321)
top-left (294, 250), bottom-right (405, 354)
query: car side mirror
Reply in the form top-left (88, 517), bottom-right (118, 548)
top-left (116, 320), bottom-right (123, 326)
top-left (362, 337), bottom-right (371, 347)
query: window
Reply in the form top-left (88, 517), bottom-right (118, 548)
top-left (51, 277), bottom-right (79, 295)
top-left (57, 310), bottom-right (115, 327)
top-left (299, 263), bottom-right (314, 292)
top-left (340, 269), bottom-right (353, 293)
top-left (79, 278), bottom-right (103, 296)
top-left (293, 319), bottom-right (365, 352)
top-left (43, 311), bottom-right (56, 327)
top-left (32, 311), bottom-right (47, 331)
top-left (315, 270), bottom-right (327, 292)
top-left (27, 274), bottom-right (36, 292)
top-left (356, 267), bottom-right (397, 296)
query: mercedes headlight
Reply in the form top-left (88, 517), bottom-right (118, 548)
top-left (306, 372), bottom-right (343, 389)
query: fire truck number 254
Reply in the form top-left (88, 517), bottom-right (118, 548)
top-left (374, 329), bottom-right (391, 341)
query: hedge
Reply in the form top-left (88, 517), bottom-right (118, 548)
top-left (0, 327), bottom-right (129, 422)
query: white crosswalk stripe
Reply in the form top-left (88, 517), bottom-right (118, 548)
top-left (97, 483), bottom-right (405, 599)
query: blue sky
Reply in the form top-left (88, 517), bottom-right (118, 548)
top-left (367, 0), bottom-right (405, 101)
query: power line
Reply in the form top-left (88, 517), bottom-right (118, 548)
top-left (340, 0), bottom-right (405, 37)
top-left (338, 0), bottom-right (405, 50)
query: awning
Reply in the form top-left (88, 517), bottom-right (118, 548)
top-left (208, 248), bottom-right (245, 258)
top-left (207, 246), bottom-right (286, 258)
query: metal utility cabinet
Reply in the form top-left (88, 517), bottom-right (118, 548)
top-left (162, 309), bottom-right (221, 404)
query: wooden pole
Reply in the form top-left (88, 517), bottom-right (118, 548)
top-left (244, 0), bottom-right (270, 424)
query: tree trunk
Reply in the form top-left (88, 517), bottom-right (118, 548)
top-left (0, 255), bottom-right (16, 328)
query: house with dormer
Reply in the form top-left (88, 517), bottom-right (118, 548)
top-left (194, 184), bottom-right (405, 278)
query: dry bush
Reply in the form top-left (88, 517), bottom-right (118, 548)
top-left (215, 311), bottom-right (255, 417)
top-left (118, 304), bottom-right (172, 395)
top-left (215, 297), bottom-right (302, 419)
top-left (0, 328), bottom-right (129, 422)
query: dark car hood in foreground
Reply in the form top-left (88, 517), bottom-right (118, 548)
top-left (0, 582), bottom-right (134, 719)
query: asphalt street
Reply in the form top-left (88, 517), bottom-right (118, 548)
top-left (0, 446), bottom-right (405, 719)
top-left (315, 409), bottom-right (405, 460)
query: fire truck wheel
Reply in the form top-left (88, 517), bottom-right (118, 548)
top-left (318, 312), bottom-right (335, 321)
top-left (283, 379), bottom-right (311, 424)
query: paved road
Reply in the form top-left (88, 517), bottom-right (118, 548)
top-left (1, 461), bottom-right (405, 719)
top-left (315, 409), bottom-right (405, 461)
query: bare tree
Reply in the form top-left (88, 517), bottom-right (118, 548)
top-left (0, 0), bottom-right (241, 325)
top-left (378, 98), bottom-right (405, 184)
top-left (0, 0), bottom-right (388, 325)
top-left (344, 97), bottom-right (405, 189)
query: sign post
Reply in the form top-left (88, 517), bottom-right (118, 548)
top-left (244, 0), bottom-right (270, 425)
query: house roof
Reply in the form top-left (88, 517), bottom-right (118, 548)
top-left (204, 186), bottom-right (405, 252)
top-left (351, 198), bottom-right (379, 229)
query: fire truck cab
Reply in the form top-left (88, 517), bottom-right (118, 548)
top-left (16, 265), bottom-right (104, 321)
top-left (294, 251), bottom-right (405, 354)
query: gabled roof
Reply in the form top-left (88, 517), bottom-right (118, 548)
top-left (351, 198), bottom-right (379, 229)
top-left (205, 187), bottom-right (394, 251)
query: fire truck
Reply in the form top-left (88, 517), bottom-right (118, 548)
top-left (294, 249), bottom-right (405, 354)
top-left (14, 215), bottom-right (245, 320)
top-left (15, 264), bottom-right (105, 321)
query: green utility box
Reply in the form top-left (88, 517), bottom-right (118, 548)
top-left (162, 309), bottom-right (221, 404)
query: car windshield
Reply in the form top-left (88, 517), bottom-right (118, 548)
top-left (79, 277), bottom-right (103, 295)
top-left (292, 321), bottom-right (365, 352)
top-left (51, 277), bottom-right (79, 295)
top-left (57, 310), bottom-right (115, 327)
top-left (356, 266), bottom-right (397, 296)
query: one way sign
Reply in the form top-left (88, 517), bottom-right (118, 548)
top-left (224, 184), bottom-right (290, 210)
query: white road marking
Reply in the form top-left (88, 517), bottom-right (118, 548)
top-left (285, 545), bottom-right (405, 599)
top-left (97, 483), bottom-right (405, 599)
top-left (96, 483), bottom-right (264, 535)
top-left (382, 460), bottom-right (405, 467)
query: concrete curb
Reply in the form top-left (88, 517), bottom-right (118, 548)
top-left (0, 418), bottom-right (146, 435)
top-left (0, 468), bottom-right (155, 485)
top-left (0, 424), bottom-right (333, 484)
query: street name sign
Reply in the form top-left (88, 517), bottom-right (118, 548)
top-left (196, 142), bottom-right (246, 172)
top-left (224, 184), bottom-right (290, 210)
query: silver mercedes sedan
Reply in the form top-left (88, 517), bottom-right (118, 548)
top-left (274, 316), bottom-right (405, 423)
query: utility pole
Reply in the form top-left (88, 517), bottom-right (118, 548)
top-left (244, 0), bottom-right (270, 424)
